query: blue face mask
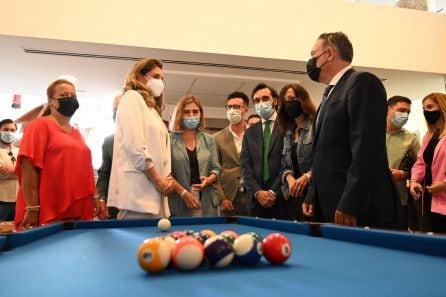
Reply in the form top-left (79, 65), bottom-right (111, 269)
top-left (0, 131), bottom-right (15, 144)
top-left (255, 102), bottom-right (274, 120)
top-left (183, 116), bottom-right (200, 130)
top-left (391, 112), bottom-right (409, 128)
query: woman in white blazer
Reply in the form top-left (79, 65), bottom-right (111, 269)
top-left (169, 95), bottom-right (221, 217)
top-left (107, 58), bottom-right (174, 219)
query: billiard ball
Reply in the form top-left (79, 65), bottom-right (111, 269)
top-left (191, 232), bottom-right (207, 244)
top-left (157, 218), bottom-right (171, 232)
top-left (200, 229), bottom-right (217, 238)
top-left (172, 237), bottom-right (204, 270)
top-left (247, 231), bottom-right (263, 242)
top-left (220, 230), bottom-right (239, 244)
top-left (204, 236), bottom-right (234, 268)
top-left (137, 238), bottom-right (171, 273)
top-left (169, 231), bottom-right (187, 240)
top-left (162, 236), bottom-right (176, 253)
top-left (233, 234), bottom-right (263, 266)
top-left (262, 233), bottom-right (292, 265)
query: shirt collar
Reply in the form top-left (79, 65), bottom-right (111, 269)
top-left (329, 65), bottom-right (352, 86)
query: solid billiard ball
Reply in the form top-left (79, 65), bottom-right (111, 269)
top-left (137, 238), bottom-right (171, 273)
top-left (200, 229), bottom-right (217, 238)
top-left (157, 218), bottom-right (171, 232)
top-left (233, 234), bottom-right (263, 266)
top-left (172, 237), bottom-right (204, 270)
top-left (262, 233), bottom-right (292, 265)
top-left (204, 236), bottom-right (234, 268)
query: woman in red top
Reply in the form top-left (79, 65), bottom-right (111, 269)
top-left (15, 79), bottom-right (98, 229)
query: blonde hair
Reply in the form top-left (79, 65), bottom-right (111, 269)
top-left (172, 95), bottom-right (205, 131)
top-left (123, 58), bottom-right (164, 115)
top-left (422, 92), bottom-right (446, 137)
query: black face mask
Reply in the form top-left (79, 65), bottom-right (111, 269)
top-left (424, 110), bottom-right (442, 124)
top-left (54, 96), bottom-right (79, 117)
top-left (306, 50), bottom-right (328, 82)
top-left (284, 100), bottom-right (303, 119)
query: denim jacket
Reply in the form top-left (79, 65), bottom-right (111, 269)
top-left (280, 119), bottom-right (313, 199)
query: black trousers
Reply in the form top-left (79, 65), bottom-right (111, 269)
top-left (249, 195), bottom-right (287, 220)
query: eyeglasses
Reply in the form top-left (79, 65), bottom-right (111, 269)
top-left (225, 104), bottom-right (246, 110)
top-left (8, 151), bottom-right (16, 164)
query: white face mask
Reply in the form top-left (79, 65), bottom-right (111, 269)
top-left (226, 109), bottom-right (243, 124)
top-left (0, 131), bottom-right (15, 144)
top-left (255, 101), bottom-right (274, 120)
top-left (147, 78), bottom-right (164, 97)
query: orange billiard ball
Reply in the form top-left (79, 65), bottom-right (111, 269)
top-left (137, 238), bottom-right (171, 273)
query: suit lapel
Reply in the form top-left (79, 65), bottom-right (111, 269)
top-left (224, 127), bottom-right (240, 165)
top-left (313, 68), bottom-right (355, 146)
top-left (173, 132), bottom-right (189, 162)
top-left (268, 122), bottom-right (280, 155)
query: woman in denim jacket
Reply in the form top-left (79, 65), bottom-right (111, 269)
top-left (278, 84), bottom-right (316, 220)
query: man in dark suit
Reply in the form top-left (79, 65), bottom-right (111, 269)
top-left (214, 91), bottom-right (250, 216)
top-left (302, 32), bottom-right (400, 227)
top-left (241, 83), bottom-right (285, 219)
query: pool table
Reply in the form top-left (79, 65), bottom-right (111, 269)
top-left (1, 216), bottom-right (445, 297)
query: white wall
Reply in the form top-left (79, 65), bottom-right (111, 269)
top-left (0, 0), bottom-right (445, 74)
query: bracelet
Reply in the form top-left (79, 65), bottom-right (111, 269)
top-left (180, 189), bottom-right (187, 198)
top-left (25, 205), bottom-right (40, 212)
top-left (304, 173), bottom-right (311, 180)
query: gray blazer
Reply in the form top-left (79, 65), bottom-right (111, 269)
top-left (169, 131), bottom-right (221, 217)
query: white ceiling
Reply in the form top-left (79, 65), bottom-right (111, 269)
top-left (1, 34), bottom-right (444, 117)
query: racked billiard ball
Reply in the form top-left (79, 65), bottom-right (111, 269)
top-left (262, 233), bottom-right (292, 265)
top-left (204, 236), bottom-right (234, 268)
top-left (233, 234), bottom-right (263, 266)
top-left (137, 238), bottom-right (171, 273)
top-left (172, 237), bottom-right (204, 270)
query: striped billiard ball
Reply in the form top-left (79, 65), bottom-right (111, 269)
top-left (233, 234), bottom-right (263, 266)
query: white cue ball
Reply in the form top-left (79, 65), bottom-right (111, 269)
top-left (157, 218), bottom-right (171, 232)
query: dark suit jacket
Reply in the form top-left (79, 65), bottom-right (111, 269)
top-left (96, 134), bottom-right (114, 199)
top-left (213, 126), bottom-right (242, 202)
top-left (306, 68), bottom-right (400, 227)
top-left (240, 119), bottom-right (284, 210)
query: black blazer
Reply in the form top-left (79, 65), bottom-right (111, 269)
top-left (241, 119), bottom-right (284, 209)
top-left (306, 69), bottom-right (400, 227)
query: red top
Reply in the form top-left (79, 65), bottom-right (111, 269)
top-left (15, 117), bottom-right (96, 228)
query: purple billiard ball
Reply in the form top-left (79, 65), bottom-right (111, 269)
top-left (204, 236), bottom-right (234, 268)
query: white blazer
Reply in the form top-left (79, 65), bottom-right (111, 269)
top-left (108, 90), bottom-right (171, 215)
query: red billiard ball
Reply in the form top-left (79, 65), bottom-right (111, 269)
top-left (137, 238), bottom-right (171, 273)
top-left (172, 237), bottom-right (204, 270)
top-left (262, 233), bottom-right (292, 265)
top-left (204, 236), bottom-right (234, 268)
top-left (233, 234), bottom-right (263, 266)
